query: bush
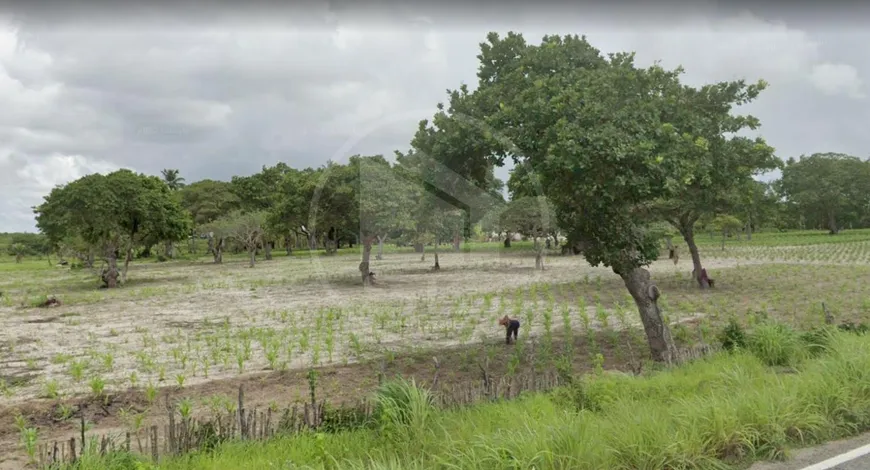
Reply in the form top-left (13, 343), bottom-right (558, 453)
top-left (747, 321), bottom-right (805, 367)
top-left (800, 326), bottom-right (837, 357)
top-left (718, 318), bottom-right (748, 352)
top-left (373, 377), bottom-right (436, 441)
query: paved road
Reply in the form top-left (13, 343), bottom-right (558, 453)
top-left (749, 432), bottom-right (870, 470)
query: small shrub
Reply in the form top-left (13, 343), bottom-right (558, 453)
top-left (373, 377), bottom-right (435, 440)
top-left (718, 318), bottom-right (748, 352)
top-left (800, 326), bottom-right (837, 357)
top-left (550, 375), bottom-right (625, 413)
top-left (747, 321), bottom-right (805, 367)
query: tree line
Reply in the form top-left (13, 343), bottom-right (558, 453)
top-left (15, 32), bottom-right (870, 362)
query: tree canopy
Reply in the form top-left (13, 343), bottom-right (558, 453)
top-left (33, 169), bottom-right (190, 287)
top-left (778, 153), bottom-right (870, 234)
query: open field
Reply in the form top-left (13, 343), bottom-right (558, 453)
top-left (3, 231), bottom-right (870, 468)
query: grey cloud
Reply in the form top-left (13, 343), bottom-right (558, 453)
top-left (1, 3), bottom-right (868, 232)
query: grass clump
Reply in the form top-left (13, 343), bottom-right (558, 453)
top-left (373, 377), bottom-right (436, 443)
top-left (745, 321), bottom-right (806, 367)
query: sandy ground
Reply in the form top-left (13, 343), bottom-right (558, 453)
top-left (0, 251), bottom-right (764, 407)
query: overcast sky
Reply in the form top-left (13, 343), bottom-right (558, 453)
top-left (1, 1), bottom-right (868, 232)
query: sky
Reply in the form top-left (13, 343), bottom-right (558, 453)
top-left (1, 1), bottom-right (869, 232)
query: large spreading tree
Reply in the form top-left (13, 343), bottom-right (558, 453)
top-left (419, 32), bottom-right (777, 362)
top-left (34, 169), bottom-right (189, 287)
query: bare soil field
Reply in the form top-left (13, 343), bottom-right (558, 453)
top-left (2, 245), bottom-right (870, 468)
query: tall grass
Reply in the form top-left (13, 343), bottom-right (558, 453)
top-left (62, 326), bottom-right (870, 470)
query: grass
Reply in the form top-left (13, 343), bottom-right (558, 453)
top-left (57, 325), bottom-right (870, 470)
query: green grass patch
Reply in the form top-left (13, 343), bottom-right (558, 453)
top-left (692, 228), bottom-right (870, 248)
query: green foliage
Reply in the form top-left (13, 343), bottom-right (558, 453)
top-left (718, 318), bottom-right (748, 352)
top-left (3, 233), bottom-right (50, 260)
top-left (506, 161), bottom-right (542, 200)
top-left (499, 196), bottom-right (557, 240)
top-left (746, 321), bottom-right (806, 367)
top-left (799, 327), bottom-right (837, 357)
top-left (354, 156), bottom-right (414, 242)
top-left (648, 77), bottom-right (780, 239)
top-left (160, 169), bottom-right (186, 190)
top-left (32, 169), bottom-right (190, 280)
top-left (180, 180), bottom-right (240, 227)
top-left (779, 153), bottom-right (870, 233)
top-left (711, 214), bottom-right (744, 233)
top-left (373, 377), bottom-right (436, 440)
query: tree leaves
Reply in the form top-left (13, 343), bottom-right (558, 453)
top-left (779, 153), bottom-right (870, 232)
top-left (34, 170), bottom-right (190, 258)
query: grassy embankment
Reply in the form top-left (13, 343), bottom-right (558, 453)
top-left (58, 321), bottom-right (870, 470)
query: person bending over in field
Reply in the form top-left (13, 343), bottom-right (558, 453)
top-left (499, 315), bottom-right (520, 344)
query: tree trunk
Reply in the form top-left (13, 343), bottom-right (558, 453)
top-left (534, 237), bottom-right (544, 270)
top-left (679, 227), bottom-right (709, 289)
top-left (746, 218), bottom-right (752, 241)
top-left (164, 240), bottom-right (173, 259)
top-left (213, 238), bottom-right (223, 264)
top-left (504, 233), bottom-right (511, 248)
top-left (721, 230), bottom-right (726, 251)
top-left (420, 244), bottom-right (426, 262)
top-left (285, 235), bottom-right (292, 256)
top-left (87, 252), bottom-right (95, 269)
top-left (248, 245), bottom-right (256, 268)
top-left (618, 267), bottom-right (677, 363)
top-left (104, 248), bottom-right (119, 288)
top-left (453, 232), bottom-right (461, 252)
top-left (828, 212), bottom-right (839, 235)
top-left (309, 232), bottom-right (317, 250)
top-left (359, 237), bottom-right (374, 286)
top-left (433, 241), bottom-right (440, 270)
top-left (264, 241), bottom-right (273, 260)
top-left (376, 235), bottom-right (385, 260)
top-left (122, 246), bottom-right (133, 283)
top-left (15, 253), bottom-right (22, 263)
top-left (665, 236), bottom-right (674, 259)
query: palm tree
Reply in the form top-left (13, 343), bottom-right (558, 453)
top-left (160, 169), bottom-right (186, 259)
top-left (161, 169), bottom-right (186, 190)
